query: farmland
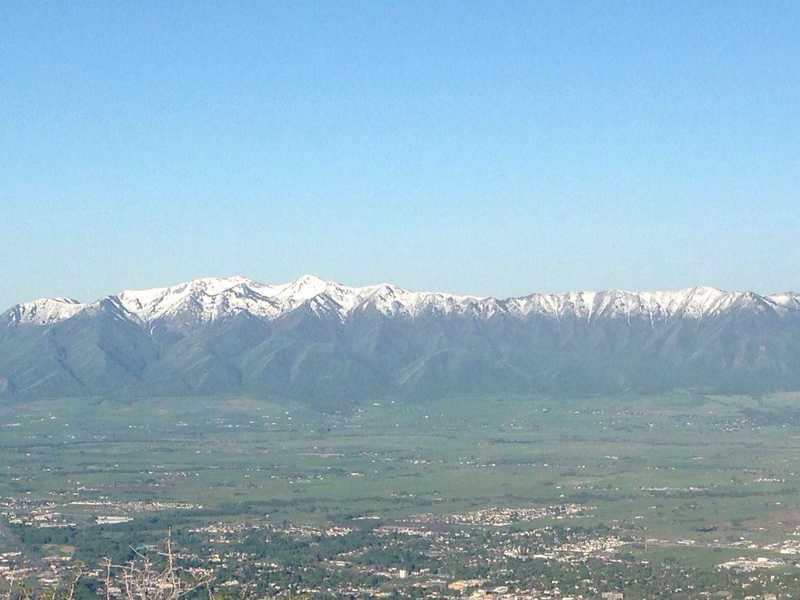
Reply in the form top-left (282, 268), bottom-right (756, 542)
top-left (3, 392), bottom-right (800, 597)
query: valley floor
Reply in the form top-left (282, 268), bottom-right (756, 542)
top-left (2, 392), bottom-right (800, 598)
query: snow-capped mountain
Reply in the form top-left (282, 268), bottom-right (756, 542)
top-left (2, 275), bottom-right (800, 406)
top-left (5, 275), bottom-right (799, 327)
top-left (4, 297), bottom-right (88, 326)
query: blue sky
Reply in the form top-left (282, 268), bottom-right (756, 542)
top-left (2, 2), bottom-right (799, 308)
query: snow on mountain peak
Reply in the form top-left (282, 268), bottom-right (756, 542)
top-left (269, 275), bottom-right (333, 305)
top-left (6, 277), bottom-right (799, 328)
top-left (6, 297), bottom-right (88, 326)
top-left (116, 276), bottom-right (278, 323)
top-left (767, 291), bottom-right (800, 309)
top-left (506, 286), bottom-right (748, 322)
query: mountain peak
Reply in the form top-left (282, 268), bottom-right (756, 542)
top-left (5, 277), bottom-right (799, 327)
top-left (5, 297), bottom-right (87, 326)
top-left (293, 274), bottom-right (327, 286)
top-left (3, 278), bottom-right (800, 403)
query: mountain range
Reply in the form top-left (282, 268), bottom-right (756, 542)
top-left (2, 275), bottom-right (800, 408)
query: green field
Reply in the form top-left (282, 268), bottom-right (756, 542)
top-left (3, 392), bottom-right (800, 597)
top-left (3, 393), bottom-right (800, 539)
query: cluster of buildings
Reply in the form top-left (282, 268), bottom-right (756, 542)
top-left (408, 504), bottom-right (591, 528)
top-left (0, 495), bottom-right (202, 531)
top-left (3, 495), bottom-right (800, 599)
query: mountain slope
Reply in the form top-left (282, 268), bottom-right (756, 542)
top-left (2, 276), bottom-right (799, 407)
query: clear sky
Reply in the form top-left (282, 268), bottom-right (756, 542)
top-left (2, 2), bottom-right (799, 308)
